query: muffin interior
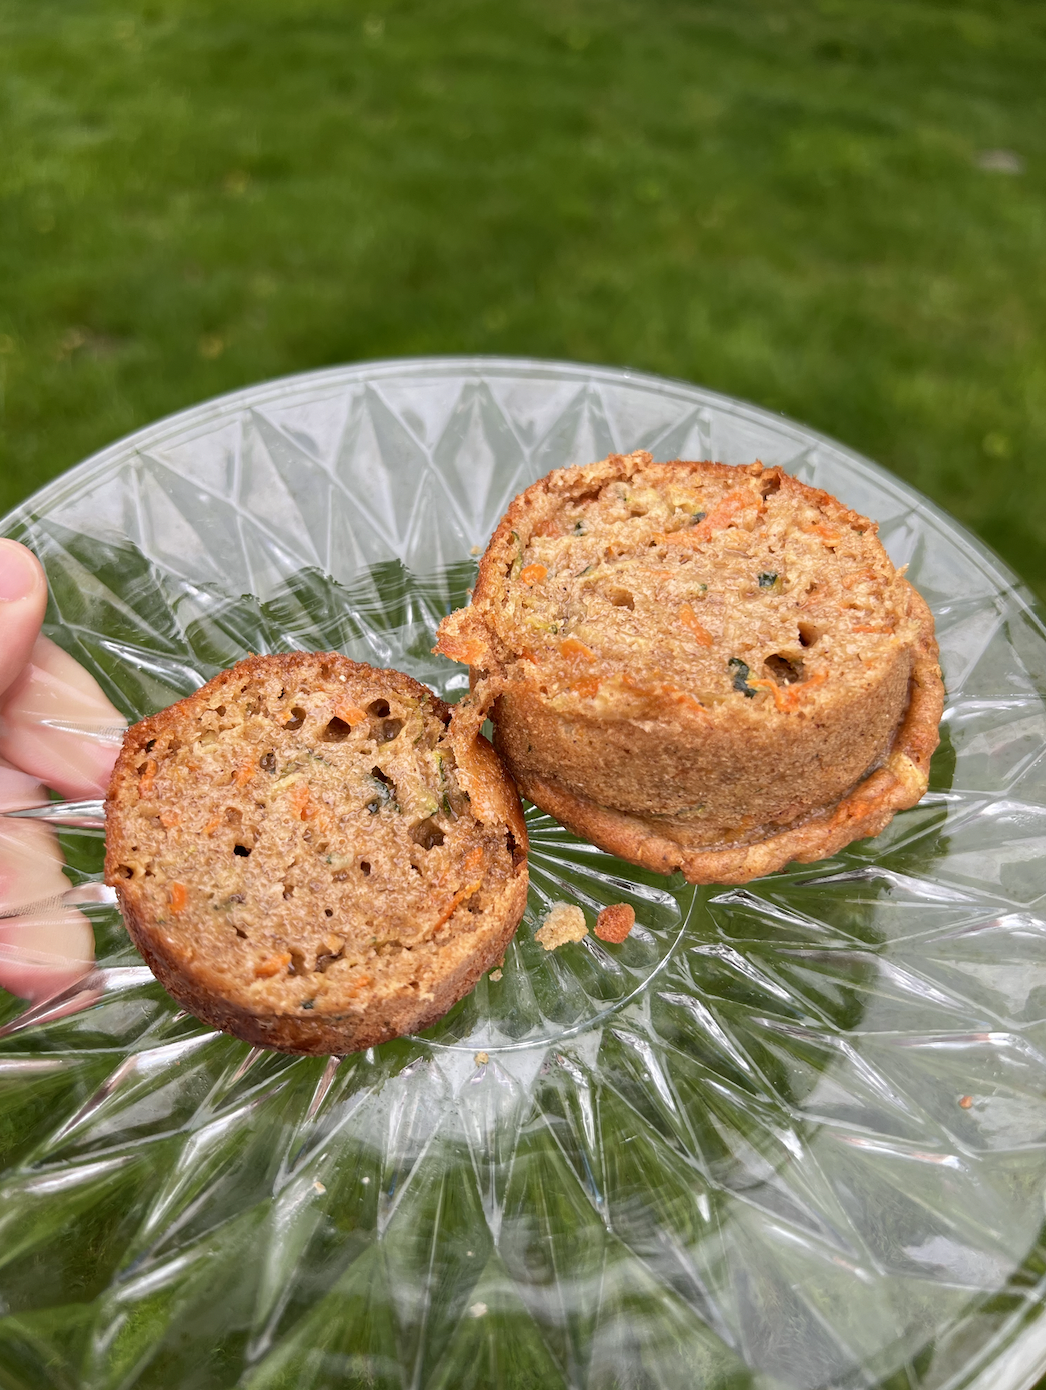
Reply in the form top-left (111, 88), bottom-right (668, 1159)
top-left (495, 462), bottom-right (914, 710)
top-left (109, 659), bottom-right (519, 1015)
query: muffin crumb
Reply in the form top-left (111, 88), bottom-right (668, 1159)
top-left (595, 903), bottom-right (636, 943)
top-left (535, 902), bottom-right (587, 950)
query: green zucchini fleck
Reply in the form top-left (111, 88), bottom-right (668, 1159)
top-left (690, 510), bottom-right (707, 525)
top-left (728, 657), bottom-right (758, 698)
top-left (758, 571), bottom-right (778, 588)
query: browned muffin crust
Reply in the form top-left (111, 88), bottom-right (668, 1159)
top-left (105, 653), bottom-right (528, 1053)
top-left (436, 451), bottom-right (943, 884)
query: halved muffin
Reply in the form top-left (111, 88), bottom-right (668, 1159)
top-left (105, 653), bottom-right (528, 1053)
top-left (436, 451), bottom-right (942, 884)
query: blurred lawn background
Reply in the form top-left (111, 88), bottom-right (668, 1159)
top-left (1, 0), bottom-right (1044, 602)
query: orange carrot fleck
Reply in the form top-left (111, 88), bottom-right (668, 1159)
top-left (958, 1095), bottom-right (973, 1110)
top-left (595, 904), bottom-right (636, 943)
top-left (138, 759), bottom-right (158, 797)
top-left (570, 675), bottom-right (602, 698)
top-left (169, 882), bottom-right (188, 913)
top-left (750, 669), bottom-right (828, 712)
top-left (520, 563), bottom-right (547, 585)
top-left (255, 952), bottom-right (292, 979)
top-left (804, 521), bottom-right (841, 546)
top-left (437, 633), bottom-right (487, 666)
top-left (657, 489), bottom-right (754, 547)
top-left (679, 606), bottom-right (714, 646)
top-left (289, 782), bottom-right (312, 820)
top-left (336, 704), bottom-right (367, 726)
top-left (159, 810), bottom-right (181, 830)
top-left (204, 812), bottom-right (222, 836)
top-left (560, 637), bottom-right (596, 663)
top-left (235, 762), bottom-right (254, 788)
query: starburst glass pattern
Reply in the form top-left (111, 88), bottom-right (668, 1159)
top-left (1, 358), bottom-right (1045, 1390)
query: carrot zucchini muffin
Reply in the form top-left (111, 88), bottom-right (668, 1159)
top-left (436, 451), bottom-right (943, 885)
top-left (104, 653), bottom-right (528, 1054)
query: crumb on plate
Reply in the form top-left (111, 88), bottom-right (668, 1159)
top-left (595, 903), bottom-right (636, 943)
top-left (535, 902), bottom-right (588, 951)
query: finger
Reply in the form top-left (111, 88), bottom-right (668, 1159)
top-left (0, 815), bottom-right (68, 913)
top-left (0, 755), bottom-right (47, 813)
top-left (0, 907), bottom-right (95, 1002)
top-left (0, 541), bottom-right (47, 702)
top-left (0, 635), bottom-right (127, 799)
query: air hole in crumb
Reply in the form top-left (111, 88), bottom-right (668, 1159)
top-left (368, 699), bottom-right (391, 718)
top-left (360, 861), bottom-right (371, 876)
top-left (333, 868), bottom-right (351, 882)
top-left (233, 843), bottom-right (251, 857)
top-left (380, 718), bottom-right (404, 742)
top-left (324, 908), bottom-right (333, 917)
top-left (411, 817), bottom-right (445, 850)
top-left (798, 622), bottom-right (822, 648)
top-left (289, 949), bottom-right (307, 975)
top-left (283, 886), bottom-right (294, 899)
top-left (506, 830), bottom-right (526, 868)
top-left (215, 705), bottom-right (227, 717)
top-left (226, 807), bottom-right (242, 826)
top-left (759, 472), bottom-right (782, 497)
top-left (322, 717), bottom-right (351, 743)
top-left (608, 586), bottom-right (634, 610)
top-left (285, 706), bottom-right (306, 731)
top-left (235, 927), bottom-right (248, 939)
top-left (765, 653), bottom-right (804, 684)
top-left (259, 751), bottom-right (277, 773)
top-left (116, 864), bottom-right (133, 879)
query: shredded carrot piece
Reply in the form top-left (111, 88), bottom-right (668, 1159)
top-left (519, 563), bottom-right (547, 585)
top-left (235, 762), bottom-right (254, 788)
top-left (289, 782), bottom-right (312, 820)
top-left (750, 670), bottom-right (828, 712)
top-left (169, 882), bottom-right (187, 913)
top-left (461, 847), bottom-right (485, 878)
top-left (255, 952), bottom-right (292, 979)
top-left (852, 624), bottom-right (893, 634)
top-left (159, 810), bottom-right (181, 830)
top-left (437, 633), bottom-right (487, 666)
top-left (336, 704), bottom-right (367, 726)
top-left (804, 521), bottom-right (841, 546)
top-left (656, 489), bottom-right (754, 547)
top-left (560, 637), bottom-right (596, 662)
top-left (570, 675), bottom-right (602, 698)
top-left (203, 812), bottom-right (222, 836)
top-left (841, 568), bottom-right (877, 589)
top-left (679, 606), bottom-right (714, 646)
top-left (138, 759), bottom-right (158, 797)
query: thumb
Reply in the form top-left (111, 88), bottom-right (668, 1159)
top-left (0, 541), bottom-right (47, 702)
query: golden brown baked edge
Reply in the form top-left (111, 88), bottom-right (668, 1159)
top-left (510, 586), bottom-right (944, 885)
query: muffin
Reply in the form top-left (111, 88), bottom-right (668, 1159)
top-left (104, 653), bottom-right (528, 1054)
top-left (436, 451), bottom-right (943, 884)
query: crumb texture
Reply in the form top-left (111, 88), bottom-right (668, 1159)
top-left (595, 903), bottom-right (636, 943)
top-left (105, 653), bottom-right (528, 1053)
top-left (535, 902), bottom-right (588, 951)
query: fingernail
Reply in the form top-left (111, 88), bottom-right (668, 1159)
top-left (0, 541), bottom-right (41, 603)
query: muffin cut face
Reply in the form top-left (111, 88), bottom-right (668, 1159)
top-left (437, 452), bottom-right (943, 883)
top-left (105, 653), bottom-right (528, 1053)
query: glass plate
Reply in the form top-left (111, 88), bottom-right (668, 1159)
top-left (2, 357), bottom-right (1045, 1390)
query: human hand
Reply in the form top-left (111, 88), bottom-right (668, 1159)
top-left (0, 539), bottom-right (126, 1002)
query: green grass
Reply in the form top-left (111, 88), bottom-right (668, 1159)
top-left (1, 0), bottom-right (1045, 602)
